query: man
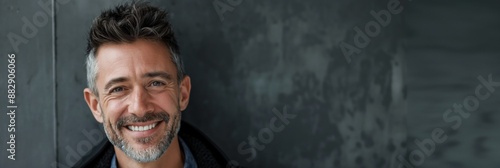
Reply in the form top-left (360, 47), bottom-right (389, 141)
top-left (75, 2), bottom-right (230, 168)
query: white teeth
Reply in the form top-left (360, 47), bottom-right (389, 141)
top-left (127, 122), bottom-right (157, 131)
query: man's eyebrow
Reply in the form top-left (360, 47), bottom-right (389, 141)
top-left (104, 77), bottom-right (128, 91)
top-left (143, 71), bottom-right (173, 81)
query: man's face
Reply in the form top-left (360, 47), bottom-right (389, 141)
top-left (84, 39), bottom-right (191, 162)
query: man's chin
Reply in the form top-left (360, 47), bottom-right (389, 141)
top-left (125, 136), bottom-right (172, 162)
top-left (129, 138), bottom-right (159, 149)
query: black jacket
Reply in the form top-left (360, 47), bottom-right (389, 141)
top-left (73, 121), bottom-right (231, 168)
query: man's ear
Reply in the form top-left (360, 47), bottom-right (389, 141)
top-left (179, 75), bottom-right (191, 111)
top-left (84, 88), bottom-right (103, 123)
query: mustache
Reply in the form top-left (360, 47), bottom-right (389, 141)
top-left (116, 112), bottom-right (170, 128)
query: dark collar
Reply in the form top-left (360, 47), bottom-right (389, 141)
top-left (73, 121), bottom-right (230, 168)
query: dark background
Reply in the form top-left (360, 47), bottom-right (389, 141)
top-left (0, 0), bottom-right (499, 167)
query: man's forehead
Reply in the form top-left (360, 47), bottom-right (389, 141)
top-left (104, 71), bottom-right (174, 80)
top-left (94, 43), bottom-right (172, 66)
top-left (95, 40), bottom-right (172, 62)
top-left (97, 68), bottom-right (174, 84)
top-left (93, 40), bottom-right (176, 83)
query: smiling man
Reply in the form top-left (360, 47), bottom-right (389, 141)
top-left (75, 2), bottom-right (230, 168)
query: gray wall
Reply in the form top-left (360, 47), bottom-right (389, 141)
top-left (405, 0), bottom-right (500, 167)
top-left (0, 0), bottom-right (56, 167)
top-left (0, 0), bottom-right (497, 168)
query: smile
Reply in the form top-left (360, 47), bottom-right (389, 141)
top-left (127, 122), bottom-right (158, 132)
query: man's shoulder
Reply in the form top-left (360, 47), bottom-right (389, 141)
top-left (73, 135), bottom-right (114, 168)
top-left (73, 121), bottom-right (231, 168)
top-left (177, 121), bottom-right (231, 167)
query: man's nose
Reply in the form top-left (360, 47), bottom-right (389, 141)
top-left (128, 87), bottom-right (153, 116)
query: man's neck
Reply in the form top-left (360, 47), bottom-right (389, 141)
top-left (114, 137), bottom-right (184, 168)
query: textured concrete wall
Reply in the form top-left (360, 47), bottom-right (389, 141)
top-left (0, 0), bottom-right (406, 167)
top-left (405, 0), bottom-right (500, 167)
top-left (166, 0), bottom-right (407, 167)
top-left (0, 0), bottom-right (56, 167)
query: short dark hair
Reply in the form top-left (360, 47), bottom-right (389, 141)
top-left (85, 2), bottom-right (184, 95)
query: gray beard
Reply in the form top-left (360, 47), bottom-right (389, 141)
top-left (101, 109), bottom-right (182, 163)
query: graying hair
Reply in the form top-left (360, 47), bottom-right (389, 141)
top-left (85, 2), bottom-right (185, 96)
top-left (86, 50), bottom-right (99, 95)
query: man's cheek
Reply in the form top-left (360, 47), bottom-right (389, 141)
top-left (111, 120), bottom-right (120, 132)
top-left (106, 120), bottom-right (117, 135)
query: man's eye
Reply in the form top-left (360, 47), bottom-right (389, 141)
top-left (110, 87), bottom-right (124, 93)
top-left (150, 81), bottom-right (165, 87)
